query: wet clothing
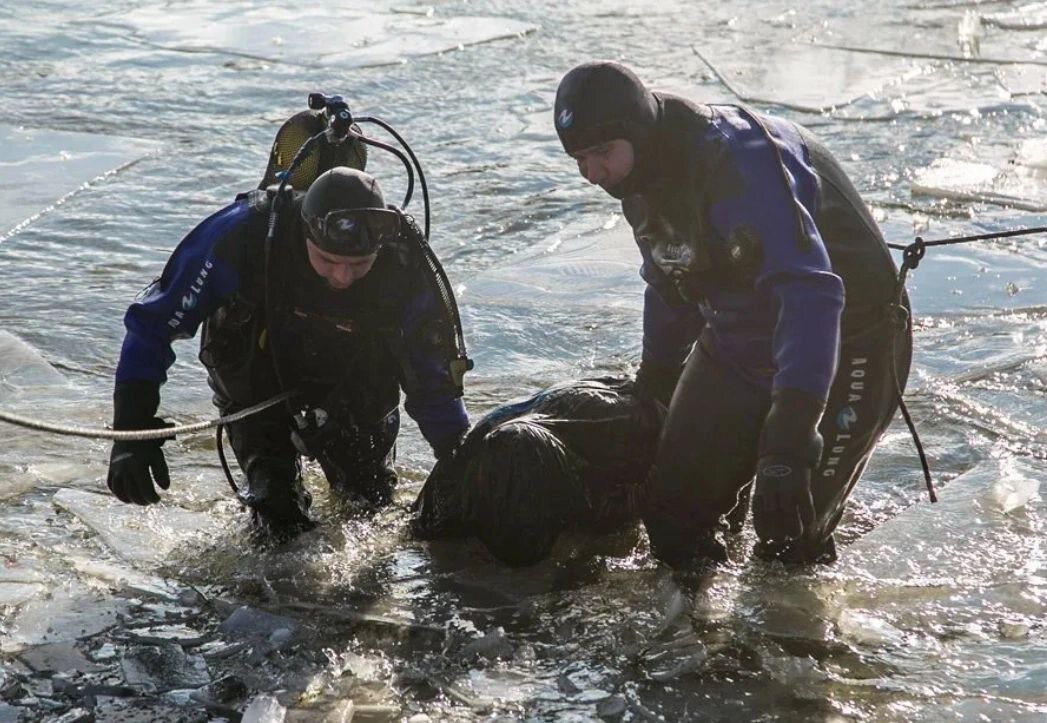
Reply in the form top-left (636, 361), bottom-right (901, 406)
top-left (114, 189), bottom-right (469, 508)
top-left (412, 378), bottom-right (664, 566)
top-left (614, 93), bottom-right (911, 563)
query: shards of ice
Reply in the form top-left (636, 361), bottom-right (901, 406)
top-left (120, 642), bottom-right (210, 693)
top-left (241, 694), bottom-right (287, 723)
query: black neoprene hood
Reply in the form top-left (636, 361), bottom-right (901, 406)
top-left (553, 61), bottom-right (659, 155)
top-left (302, 167), bottom-right (386, 220)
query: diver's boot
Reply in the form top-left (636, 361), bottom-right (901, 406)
top-left (754, 533), bottom-right (837, 565)
top-left (238, 461), bottom-right (316, 540)
top-left (648, 519), bottom-right (729, 570)
top-left (321, 451), bottom-right (396, 513)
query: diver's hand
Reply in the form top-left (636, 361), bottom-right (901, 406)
top-left (107, 418), bottom-right (174, 505)
top-left (751, 455), bottom-right (815, 543)
top-left (634, 360), bottom-right (683, 408)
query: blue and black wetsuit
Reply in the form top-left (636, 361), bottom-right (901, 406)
top-left (554, 60), bottom-right (911, 563)
top-left (629, 97), bottom-right (912, 563)
top-left (115, 190), bottom-right (469, 505)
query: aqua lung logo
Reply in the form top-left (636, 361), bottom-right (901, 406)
top-left (822, 357), bottom-right (867, 478)
top-left (557, 108), bottom-right (574, 129)
top-left (836, 406), bottom-right (858, 431)
top-left (335, 217), bottom-right (357, 233)
top-left (167, 260), bottom-right (214, 329)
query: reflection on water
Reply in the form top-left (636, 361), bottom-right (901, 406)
top-left (0, 0), bottom-right (1044, 718)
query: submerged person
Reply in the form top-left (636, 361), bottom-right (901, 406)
top-left (552, 61), bottom-right (912, 566)
top-left (107, 136), bottom-right (471, 536)
top-left (412, 377), bottom-right (663, 566)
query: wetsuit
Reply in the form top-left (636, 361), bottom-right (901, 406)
top-left (554, 62), bottom-right (911, 565)
top-left (115, 190), bottom-right (469, 512)
top-left (636, 99), bottom-right (911, 563)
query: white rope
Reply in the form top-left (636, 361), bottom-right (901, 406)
top-left (0, 391), bottom-right (294, 441)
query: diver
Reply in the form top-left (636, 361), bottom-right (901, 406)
top-left (107, 107), bottom-right (471, 537)
top-left (412, 377), bottom-right (663, 566)
top-left (553, 61), bottom-right (913, 567)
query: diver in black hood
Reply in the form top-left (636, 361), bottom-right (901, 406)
top-left (554, 61), bottom-right (912, 567)
top-left (106, 104), bottom-right (472, 540)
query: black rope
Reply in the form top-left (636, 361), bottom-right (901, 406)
top-left (887, 225), bottom-right (1047, 251)
top-left (887, 224), bottom-right (1045, 503)
top-left (215, 424), bottom-right (241, 499)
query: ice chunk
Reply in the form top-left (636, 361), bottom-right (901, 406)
top-left (112, 1), bottom-right (535, 68)
top-left (2, 583), bottom-right (128, 652)
top-left (120, 643), bottom-right (210, 693)
top-left (1016, 138), bottom-right (1047, 173)
top-left (911, 156), bottom-right (1047, 212)
top-left (693, 42), bottom-right (922, 112)
top-left (67, 556), bottom-right (183, 600)
top-left (52, 488), bottom-right (217, 564)
top-left (996, 66), bottom-right (1047, 96)
top-left (0, 331), bottom-right (64, 391)
top-left (242, 694), bottom-right (287, 723)
top-left (0, 582), bottom-right (45, 608)
top-left (18, 642), bottom-right (101, 673)
top-left (845, 457), bottom-right (1044, 582)
top-left (836, 609), bottom-right (905, 647)
top-left (982, 2), bottom-right (1047, 31)
top-left (0, 126), bottom-right (156, 239)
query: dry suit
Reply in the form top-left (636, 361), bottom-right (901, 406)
top-left (555, 61), bottom-right (912, 565)
top-left (113, 189), bottom-right (469, 529)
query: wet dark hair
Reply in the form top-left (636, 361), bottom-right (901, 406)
top-left (412, 377), bottom-right (664, 566)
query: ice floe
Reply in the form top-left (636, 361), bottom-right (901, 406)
top-left (0, 126), bottom-right (156, 240)
top-left (912, 139), bottom-right (1047, 211)
top-left (52, 488), bottom-right (217, 565)
top-left (109, 1), bottom-right (535, 68)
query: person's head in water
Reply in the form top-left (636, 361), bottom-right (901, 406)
top-left (554, 61), bottom-right (660, 199)
top-left (300, 167), bottom-right (402, 290)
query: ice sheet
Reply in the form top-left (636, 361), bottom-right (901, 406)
top-left (53, 488), bottom-right (218, 565)
top-left (112, 1), bottom-right (535, 68)
top-left (464, 218), bottom-right (640, 308)
top-left (983, 2), bottom-right (1047, 31)
top-left (2, 582), bottom-right (128, 652)
top-left (0, 125), bottom-right (156, 240)
top-left (694, 42), bottom-right (925, 113)
top-left (911, 154), bottom-right (1047, 211)
top-left (0, 330), bottom-right (65, 391)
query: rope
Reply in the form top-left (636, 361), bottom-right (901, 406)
top-left (887, 224), bottom-right (1045, 502)
top-left (0, 391), bottom-right (295, 441)
top-left (887, 226), bottom-right (1047, 251)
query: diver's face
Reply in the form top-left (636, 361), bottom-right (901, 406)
top-left (570, 139), bottom-right (635, 192)
top-left (305, 238), bottom-right (377, 290)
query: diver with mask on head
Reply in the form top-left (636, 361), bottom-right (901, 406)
top-left (106, 101), bottom-right (472, 539)
top-left (553, 61), bottom-right (912, 568)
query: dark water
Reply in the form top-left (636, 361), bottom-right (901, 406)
top-left (1, 0), bottom-right (1045, 720)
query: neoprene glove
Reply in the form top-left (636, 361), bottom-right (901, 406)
top-left (107, 380), bottom-right (174, 506)
top-left (432, 426), bottom-right (469, 462)
top-left (751, 389), bottom-right (825, 544)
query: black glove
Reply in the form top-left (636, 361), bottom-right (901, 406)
top-left (634, 359), bottom-right (683, 408)
top-left (752, 455), bottom-right (815, 543)
top-left (751, 389), bottom-right (825, 544)
top-left (432, 426), bottom-right (469, 462)
top-left (107, 381), bottom-right (174, 506)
